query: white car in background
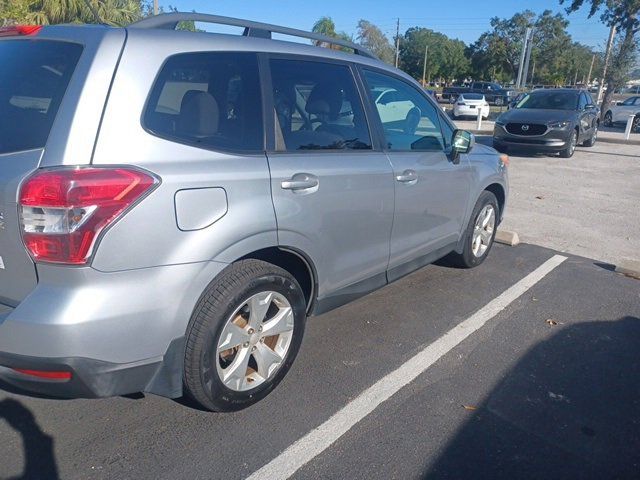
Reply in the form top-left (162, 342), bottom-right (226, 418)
top-left (373, 88), bottom-right (415, 123)
top-left (603, 96), bottom-right (640, 131)
top-left (452, 93), bottom-right (490, 120)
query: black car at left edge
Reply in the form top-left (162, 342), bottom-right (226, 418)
top-left (493, 88), bottom-right (599, 158)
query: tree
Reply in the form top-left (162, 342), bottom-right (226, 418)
top-left (561, 0), bottom-right (639, 115)
top-left (399, 27), bottom-right (469, 84)
top-left (1, 0), bottom-right (145, 26)
top-left (356, 19), bottom-right (394, 64)
top-left (468, 9), bottom-right (601, 86)
top-left (310, 16), bottom-right (352, 51)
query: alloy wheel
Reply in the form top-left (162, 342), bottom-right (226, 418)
top-left (216, 291), bottom-right (294, 392)
top-left (472, 204), bottom-right (495, 258)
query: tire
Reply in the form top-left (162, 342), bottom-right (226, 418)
top-left (582, 122), bottom-right (598, 147)
top-left (603, 111), bottom-right (613, 127)
top-left (633, 115), bottom-right (640, 133)
top-left (183, 259), bottom-right (307, 412)
top-left (559, 129), bottom-right (578, 158)
top-left (443, 191), bottom-right (499, 269)
top-left (495, 97), bottom-right (504, 106)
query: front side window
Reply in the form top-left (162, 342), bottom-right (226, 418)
top-left (621, 97), bottom-right (637, 106)
top-left (578, 92), bottom-right (589, 110)
top-left (363, 70), bottom-right (444, 151)
top-left (270, 59), bottom-right (372, 151)
top-left (144, 52), bottom-right (263, 152)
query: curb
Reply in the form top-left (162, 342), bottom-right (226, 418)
top-left (595, 136), bottom-right (640, 146)
top-left (615, 260), bottom-right (640, 280)
top-left (495, 230), bottom-right (520, 247)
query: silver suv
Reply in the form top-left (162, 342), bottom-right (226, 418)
top-left (0, 14), bottom-right (508, 411)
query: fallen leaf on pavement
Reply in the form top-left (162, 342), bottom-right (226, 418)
top-left (462, 405), bottom-right (477, 411)
top-left (545, 319), bottom-right (558, 326)
top-left (535, 195), bottom-right (544, 200)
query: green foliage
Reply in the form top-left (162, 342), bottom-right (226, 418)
top-left (399, 27), bottom-right (469, 82)
top-left (467, 9), bottom-right (602, 85)
top-left (356, 19), bottom-right (394, 64)
top-left (1, 0), bottom-right (145, 26)
top-left (561, 0), bottom-right (638, 114)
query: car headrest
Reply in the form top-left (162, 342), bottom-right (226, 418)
top-left (177, 90), bottom-right (220, 138)
top-left (305, 82), bottom-right (343, 120)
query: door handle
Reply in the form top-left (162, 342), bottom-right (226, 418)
top-left (395, 170), bottom-right (418, 184)
top-left (281, 173), bottom-right (319, 192)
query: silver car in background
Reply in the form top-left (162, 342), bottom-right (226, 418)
top-left (0, 13), bottom-right (508, 411)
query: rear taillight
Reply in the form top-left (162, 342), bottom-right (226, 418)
top-left (19, 167), bottom-right (157, 265)
top-left (0, 25), bottom-right (43, 37)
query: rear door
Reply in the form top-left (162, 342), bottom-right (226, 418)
top-left (0, 39), bottom-right (83, 305)
top-left (266, 56), bottom-right (394, 302)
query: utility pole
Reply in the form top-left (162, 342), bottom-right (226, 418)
top-left (586, 54), bottom-right (596, 86)
top-left (515, 27), bottom-right (531, 88)
top-left (597, 24), bottom-right (616, 104)
top-left (153, 0), bottom-right (158, 15)
top-left (394, 18), bottom-right (400, 68)
top-left (521, 28), bottom-right (535, 88)
top-left (421, 44), bottom-right (428, 87)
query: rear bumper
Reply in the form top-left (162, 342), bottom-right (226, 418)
top-left (0, 260), bottom-right (227, 399)
top-left (0, 350), bottom-right (165, 399)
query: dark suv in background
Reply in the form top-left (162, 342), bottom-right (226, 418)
top-left (492, 89), bottom-right (599, 158)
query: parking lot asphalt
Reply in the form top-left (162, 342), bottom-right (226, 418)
top-left (475, 135), bottom-right (640, 267)
top-left (1, 243), bottom-right (639, 480)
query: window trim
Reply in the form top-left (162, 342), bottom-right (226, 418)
top-left (264, 52), bottom-right (381, 155)
top-left (140, 50), bottom-right (266, 156)
top-left (358, 65), bottom-right (451, 154)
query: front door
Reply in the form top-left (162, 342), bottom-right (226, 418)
top-left (266, 57), bottom-right (394, 302)
top-left (361, 68), bottom-right (472, 279)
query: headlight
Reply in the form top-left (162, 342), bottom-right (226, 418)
top-left (548, 121), bottom-right (570, 129)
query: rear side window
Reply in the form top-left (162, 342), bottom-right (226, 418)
top-left (270, 58), bottom-right (372, 151)
top-left (0, 40), bottom-right (83, 155)
top-left (144, 52), bottom-right (263, 152)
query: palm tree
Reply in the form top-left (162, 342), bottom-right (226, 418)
top-left (3, 0), bottom-right (143, 26)
top-left (311, 16), bottom-right (353, 51)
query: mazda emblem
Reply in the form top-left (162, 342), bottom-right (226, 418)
top-left (521, 124), bottom-right (530, 131)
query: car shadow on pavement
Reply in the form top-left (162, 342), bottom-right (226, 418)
top-left (424, 316), bottom-right (640, 480)
top-left (0, 398), bottom-right (59, 480)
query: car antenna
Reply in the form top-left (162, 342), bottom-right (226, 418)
top-left (82, 0), bottom-right (104, 24)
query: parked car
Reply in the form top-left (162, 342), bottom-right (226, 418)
top-left (493, 88), bottom-right (599, 158)
top-left (442, 81), bottom-right (515, 106)
top-left (603, 96), bottom-right (640, 132)
top-left (452, 93), bottom-right (490, 119)
top-left (0, 14), bottom-right (508, 412)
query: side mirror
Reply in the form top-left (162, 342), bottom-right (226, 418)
top-left (585, 103), bottom-right (596, 110)
top-left (451, 130), bottom-right (474, 164)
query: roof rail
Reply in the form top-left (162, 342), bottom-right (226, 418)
top-left (129, 12), bottom-right (377, 60)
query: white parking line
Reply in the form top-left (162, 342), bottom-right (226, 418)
top-left (246, 254), bottom-right (568, 480)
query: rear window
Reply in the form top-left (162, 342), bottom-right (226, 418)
top-left (462, 93), bottom-right (483, 100)
top-left (143, 52), bottom-right (263, 153)
top-left (0, 40), bottom-right (83, 155)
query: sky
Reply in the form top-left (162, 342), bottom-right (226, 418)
top-left (162, 0), bottom-right (612, 51)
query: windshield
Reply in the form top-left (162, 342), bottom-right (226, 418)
top-left (515, 91), bottom-right (578, 110)
top-left (0, 40), bottom-right (83, 155)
